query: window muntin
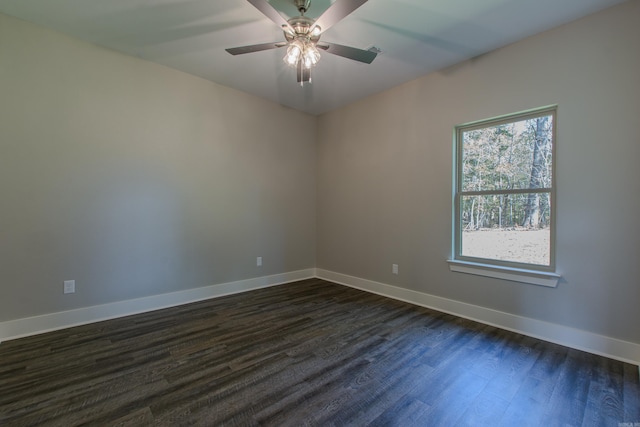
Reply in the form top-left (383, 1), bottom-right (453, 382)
top-left (454, 107), bottom-right (556, 270)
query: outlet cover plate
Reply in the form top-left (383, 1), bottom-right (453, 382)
top-left (63, 280), bottom-right (75, 294)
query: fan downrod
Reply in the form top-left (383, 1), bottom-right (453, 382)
top-left (294, 0), bottom-right (311, 14)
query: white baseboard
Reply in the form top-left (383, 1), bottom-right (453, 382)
top-left (316, 269), bottom-right (640, 366)
top-left (0, 269), bottom-right (315, 343)
top-left (3, 268), bottom-right (638, 367)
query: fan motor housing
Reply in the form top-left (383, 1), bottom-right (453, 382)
top-left (284, 16), bottom-right (321, 43)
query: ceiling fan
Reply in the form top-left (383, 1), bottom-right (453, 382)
top-left (226, 0), bottom-right (377, 85)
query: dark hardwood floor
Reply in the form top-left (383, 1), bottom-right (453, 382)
top-left (1, 278), bottom-right (638, 426)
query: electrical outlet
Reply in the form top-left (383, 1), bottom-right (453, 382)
top-left (257, 256), bottom-right (262, 267)
top-left (392, 264), bottom-right (399, 275)
top-left (63, 280), bottom-right (75, 294)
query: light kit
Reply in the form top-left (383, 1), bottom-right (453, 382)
top-left (226, 0), bottom-right (377, 85)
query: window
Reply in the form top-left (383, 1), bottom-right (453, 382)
top-left (450, 106), bottom-right (560, 286)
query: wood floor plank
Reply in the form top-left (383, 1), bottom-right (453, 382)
top-left (457, 391), bottom-right (511, 427)
top-left (110, 407), bottom-right (155, 427)
top-left (0, 278), bottom-right (638, 426)
top-left (423, 369), bottom-right (489, 426)
top-left (369, 396), bottom-right (432, 427)
top-left (582, 356), bottom-right (627, 426)
top-left (487, 336), bottom-right (542, 394)
top-left (623, 362), bottom-right (640, 422)
top-left (542, 350), bottom-right (595, 427)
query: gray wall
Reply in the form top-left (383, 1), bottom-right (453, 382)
top-left (0, 13), bottom-right (316, 321)
top-left (317, 1), bottom-right (640, 344)
top-left (2, 2), bottom-right (639, 347)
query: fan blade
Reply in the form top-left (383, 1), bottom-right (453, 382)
top-left (318, 42), bottom-right (377, 64)
top-left (247, 0), bottom-right (293, 32)
top-left (226, 42), bottom-right (286, 55)
top-left (297, 66), bottom-right (311, 83)
top-left (312, 0), bottom-right (369, 34)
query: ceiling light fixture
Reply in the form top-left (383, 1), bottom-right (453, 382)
top-left (282, 7), bottom-right (322, 86)
top-left (283, 37), bottom-right (321, 85)
top-left (226, 0), bottom-right (378, 86)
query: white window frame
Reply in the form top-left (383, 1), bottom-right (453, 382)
top-left (448, 106), bottom-right (561, 287)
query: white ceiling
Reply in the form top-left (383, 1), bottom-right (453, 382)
top-left (0, 0), bottom-right (627, 115)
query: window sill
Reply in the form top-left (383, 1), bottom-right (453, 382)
top-left (447, 260), bottom-right (561, 288)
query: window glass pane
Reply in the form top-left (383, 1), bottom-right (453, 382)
top-left (460, 193), bottom-right (551, 266)
top-left (462, 115), bottom-right (553, 192)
